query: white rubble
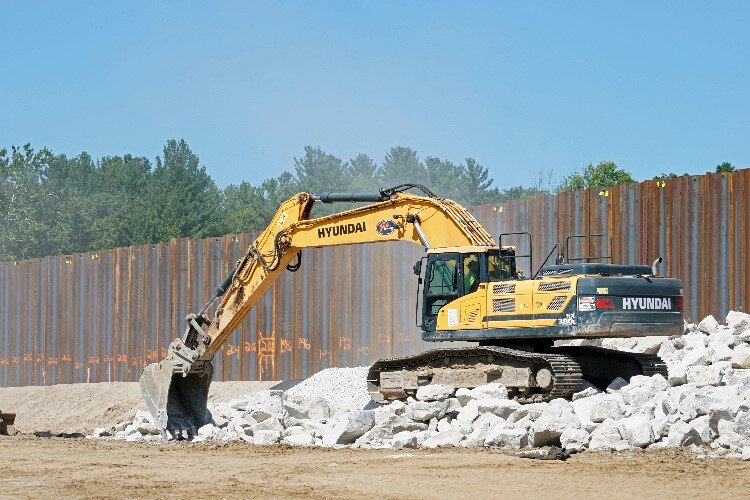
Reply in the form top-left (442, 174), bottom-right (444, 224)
top-left (529, 399), bottom-right (580, 447)
top-left (455, 383), bottom-right (508, 405)
top-left (698, 315), bottom-right (719, 333)
top-left (560, 428), bottom-right (590, 452)
top-left (89, 312), bottom-right (750, 459)
top-left (391, 430), bottom-right (418, 449)
top-left (589, 419), bottom-right (630, 451)
top-left (285, 366), bottom-right (372, 414)
top-left (477, 398), bottom-right (520, 419)
top-left (416, 384), bottom-right (454, 402)
top-left (283, 393), bottom-right (331, 421)
top-left (618, 413), bottom-right (654, 448)
top-left (485, 427), bottom-right (528, 448)
top-left (731, 344), bottom-right (750, 369)
top-left (589, 396), bottom-right (624, 423)
top-left (422, 430), bottom-right (464, 448)
top-left (92, 427), bottom-right (112, 438)
top-left (322, 410), bottom-right (375, 445)
top-left (282, 429), bottom-right (315, 446)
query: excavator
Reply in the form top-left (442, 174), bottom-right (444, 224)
top-left (140, 184), bottom-right (683, 438)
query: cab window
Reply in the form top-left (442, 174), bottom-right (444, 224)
top-left (488, 252), bottom-right (515, 281)
top-left (427, 257), bottom-right (458, 294)
top-left (463, 253), bottom-right (481, 293)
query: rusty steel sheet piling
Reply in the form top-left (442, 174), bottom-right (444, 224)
top-left (1, 169), bottom-right (749, 387)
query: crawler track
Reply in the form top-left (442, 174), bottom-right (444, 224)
top-left (549, 345), bottom-right (668, 385)
top-left (367, 346), bottom-right (583, 404)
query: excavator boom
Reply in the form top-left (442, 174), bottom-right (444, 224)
top-left (140, 185), bottom-right (495, 438)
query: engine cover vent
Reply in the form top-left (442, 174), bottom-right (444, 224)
top-left (492, 283), bottom-right (516, 294)
top-left (492, 298), bottom-right (515, 313)
top-left (548, 295), bottom-right (567, 310)
top-left (538, 281), bottom-right (571, 292)
top-left (541, 268), bottom-right (573, 276)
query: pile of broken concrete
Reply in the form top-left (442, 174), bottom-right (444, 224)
top-left (93, 311), bottom-right (750, 458)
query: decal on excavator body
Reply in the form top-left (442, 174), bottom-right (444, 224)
top-left (317, 222), bottom-right (367, 238)
top-left (376, 220), bottom-right (399, 236)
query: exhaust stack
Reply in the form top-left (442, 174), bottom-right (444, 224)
top-left (652, 257), bottom-right (663, 276)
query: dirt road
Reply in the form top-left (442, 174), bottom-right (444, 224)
top-left (1, 437), bottom-right (748, 499)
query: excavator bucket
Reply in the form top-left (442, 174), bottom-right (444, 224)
top-left (139, 358), bottom-right (213, 439)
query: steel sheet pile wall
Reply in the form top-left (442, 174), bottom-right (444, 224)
top-left (471, 169), bottom-right (750, 323)
top-left (0, 233), bottom-right (426, 387)
top-left (2, 169), bottom-right (749, 386)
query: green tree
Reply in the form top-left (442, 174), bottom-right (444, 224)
top-left (498, 185), bottom-right (546, 202)
top-left (424, 156), bottom-right (464, 199)
top-left (45, 151), bottom-right (98, 254)
top-left (558, 161), bottom-right (635, 192)
top-left (0, 144), bottom-right (57, 260)
top-left (256, 171), bottom-right (300, 223)
top-left (0, 141), bottom-right (518, 259)
top-left (377, 147), bottom-right (427, 187)
top-left (146, 139), bottom-right (223, 242)
top-left (716, 162), bottom-right (736, 173)
top-left (223, 172), bottom-right (298, 233)
top-left (346, 153), bottom-right (379, 192)
top-left (348, 153), bottom-right (378, 178)
top-left (223, 181), bottom-right (265, 233)
top-left (653, 172), bottom-right (689, 180)
top-left (91, 154), bottom-right (152, 248)
top-left (294, 146), bottom-right (347, 193)
top-left (461, 157), bottom-right (497, 205)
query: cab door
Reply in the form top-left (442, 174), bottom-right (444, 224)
top-left (422, 253), bottom-right (460, 332)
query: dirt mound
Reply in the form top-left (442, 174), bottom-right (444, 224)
top-left (0, 381), bottom-right (278, 434)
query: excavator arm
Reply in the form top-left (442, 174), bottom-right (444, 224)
top-left (140, 185), bottom-right (495, 437)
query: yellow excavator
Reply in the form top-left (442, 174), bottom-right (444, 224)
top-left (140, 184), bottom-right (683, 438)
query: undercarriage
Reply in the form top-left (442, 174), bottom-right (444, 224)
top-left (367, 343), bottom-right (667, 403)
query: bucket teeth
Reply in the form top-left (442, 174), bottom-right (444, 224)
top-left (140, 358), bottom-right (213, 439)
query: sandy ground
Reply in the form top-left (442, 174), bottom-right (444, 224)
top-left (2, 383), bottom-right (750, 499)
top-left (0, 437), bottom-right (748, 499)
top-left (0, 381), bottom-right (279, 434)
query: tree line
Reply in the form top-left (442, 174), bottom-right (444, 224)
top-left (0, 140), bottom-right (544, 261)
top-left (3, 138), bottom-right (729, 261)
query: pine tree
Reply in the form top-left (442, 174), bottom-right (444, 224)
top-left (462, 157), bottom-right (496, 205)
top-left (346, 153), bottom-right (378, 192)
top-left (146, 139), bottom-right (224, 241)
top-left (424, 156), bottom-right (464, 199)
top-left (377, 147), bottom-right (427, 187)
top-left (293, 146), bottom-right (348, 193)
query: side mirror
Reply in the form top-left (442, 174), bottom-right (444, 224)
top-left (413, 260), bottom-right (423, 276)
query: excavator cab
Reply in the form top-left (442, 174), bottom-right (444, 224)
top-left (419, 247), bottom-right (517, 332)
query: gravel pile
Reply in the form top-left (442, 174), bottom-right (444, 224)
top-left (285, 366), bottom-right (371, 414)
top-left (93, 311), bottom-right (750, 458)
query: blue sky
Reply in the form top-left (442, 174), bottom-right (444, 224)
top-left (1, 1), bottom-right (748, 188)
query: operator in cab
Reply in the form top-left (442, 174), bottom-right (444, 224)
top-left (464, 259), bottom-right (480, 293)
